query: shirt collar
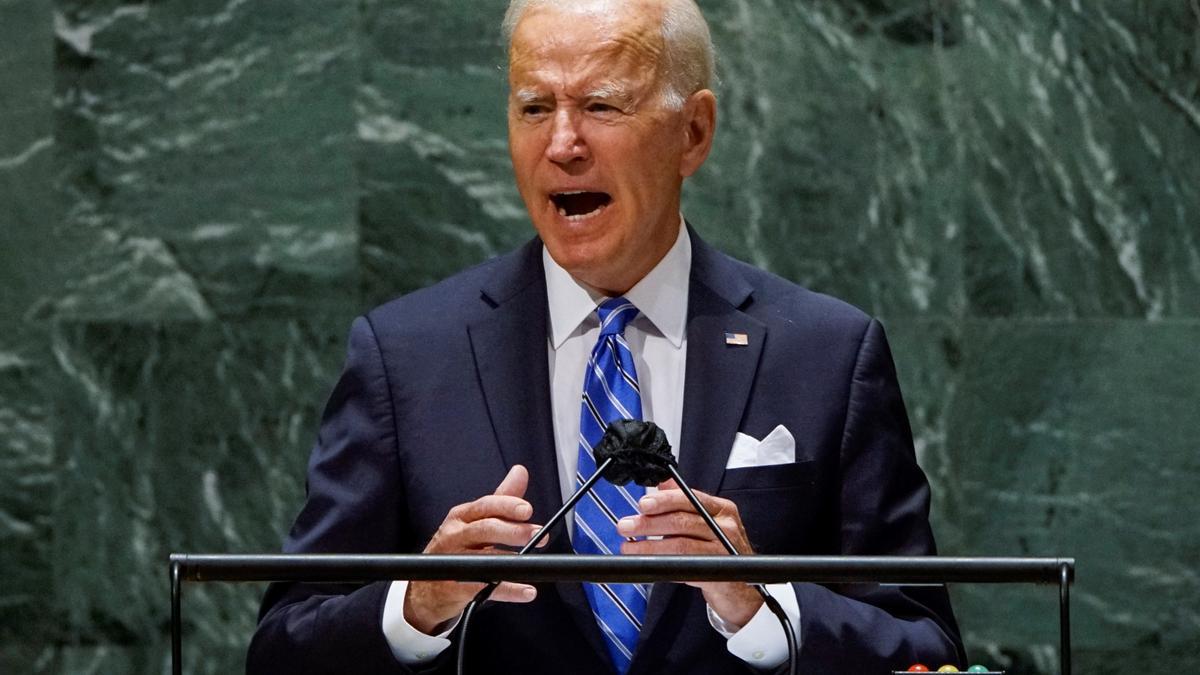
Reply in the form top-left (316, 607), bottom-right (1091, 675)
top-left (544, 217), bottom-right (691, 350)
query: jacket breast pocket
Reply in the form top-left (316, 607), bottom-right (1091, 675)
top-left (718, 460), bottom-right (820, 554)
top-left (719, 460), bottom-right (816, 492)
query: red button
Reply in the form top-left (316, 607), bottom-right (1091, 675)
top-left (907, 666), bottom-right (930, 672)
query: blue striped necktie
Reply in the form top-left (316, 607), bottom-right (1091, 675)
top-left (572, 297), bottom-right (648, 673)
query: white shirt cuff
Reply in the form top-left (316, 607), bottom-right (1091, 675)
top-left (381, 580), bottom-right (461, 665)
top-left (706, 583), bottom-right (801, 669)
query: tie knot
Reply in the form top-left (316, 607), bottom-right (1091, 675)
top-left (597, 297), bottom-right (639, 337)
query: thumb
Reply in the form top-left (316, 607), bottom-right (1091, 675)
top-left (494, 464), bottom-right (529, 498)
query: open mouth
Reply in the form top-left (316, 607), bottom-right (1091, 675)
top-left (550, 191), bottom-right (612, 220)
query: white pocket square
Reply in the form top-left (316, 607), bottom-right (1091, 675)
top-left (725, 424), bottom-right (796, 469)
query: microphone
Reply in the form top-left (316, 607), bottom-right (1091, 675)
top-left (593, 418), bottom-right (675, 486)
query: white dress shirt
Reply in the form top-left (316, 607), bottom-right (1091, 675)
top-left (381, 220), bottom-right (800, 668)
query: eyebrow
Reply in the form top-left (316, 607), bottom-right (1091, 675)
top-left (511, 83), bottom-right (636, 106)
top-left (513, 88), bottom-right (544, 104)
top-left (584, 82), bottom-right (634, 104)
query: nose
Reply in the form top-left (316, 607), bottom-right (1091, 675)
top-left (545, 108), bottom-right (588, 165)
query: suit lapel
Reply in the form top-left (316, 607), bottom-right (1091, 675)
top-left (467, 239), bottom-right (612, 668)
top-left (632, 228), bottom-right (767, 669)
top-left (676, 246), bottom-right (766, 495)
top-left (467, 241), bottom-right (562, 527)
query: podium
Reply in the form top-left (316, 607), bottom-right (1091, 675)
top-left (169, 554), bottom-right (1074, 675)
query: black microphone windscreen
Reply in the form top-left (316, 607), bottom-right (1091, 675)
top-left (595, 419), bottom-right (675, 487)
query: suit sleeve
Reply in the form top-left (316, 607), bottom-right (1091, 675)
top-left (790, 318), bottom-right (966, 672)
top-left (247, 316), bottom-right (442, 674)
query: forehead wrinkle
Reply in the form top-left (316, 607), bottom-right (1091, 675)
top-left (509, 6), bottom-right (667, 71)
top-left (508, 6), bottom-right (674, 111)
top-left (511, 54), bottom-right (645, 104)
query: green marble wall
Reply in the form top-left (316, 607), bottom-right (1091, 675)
top-left (1, 1), bottom-right (1196, 672)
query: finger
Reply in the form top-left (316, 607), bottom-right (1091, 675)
top-left (494, 464), bottom-right (529, 498)
top-left (459, 518), bottom-right (546, 549)
top-left (451, 494), bottom-right (533, 523)
top-left (621, 536), bottom-right (724, 556)
top-left (616, 512), bottom-right (718, 540)
top-left (488, 582), bottom-right (538, 604)
top-left (639, 488), bottom-right (732, 517)
top-left (657, 478), bottom-right (680, 491)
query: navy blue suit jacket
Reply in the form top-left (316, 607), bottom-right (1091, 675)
top-left (248, 228), bottom-right (964, 674)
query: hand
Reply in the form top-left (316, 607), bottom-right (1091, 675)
top-left (403, 465), bottom-right (548, 634)
top-left (617, 479), bottom-right (763, 628)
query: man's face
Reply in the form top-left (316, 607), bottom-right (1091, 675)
top-left (507, 1), bottom-right (710, 295)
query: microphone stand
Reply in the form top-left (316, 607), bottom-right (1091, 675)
top-left (455, 456), bottom-right (615, 675)
top-left (664, 463), bottom-right (798, 675)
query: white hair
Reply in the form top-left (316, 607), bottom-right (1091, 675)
top-left (502, 0), bottom-right (716, 109)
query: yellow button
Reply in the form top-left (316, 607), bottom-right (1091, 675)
top-left (937, 667), bottom-right (960, 673)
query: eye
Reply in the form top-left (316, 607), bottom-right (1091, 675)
top-left (587, 102), bottom-right (619, 114)
top-left (519, 103), bottom-right (551, 117)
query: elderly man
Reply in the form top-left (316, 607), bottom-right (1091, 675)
top-left (248, 1), bottom-right (964, 673)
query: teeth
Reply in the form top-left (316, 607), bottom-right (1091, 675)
top-left (551, 191), bottom-right (609, 221)
top-left (557, 204), bottom-right (606, 221)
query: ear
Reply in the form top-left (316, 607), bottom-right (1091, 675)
top-left (679, 89), bottom-right (717, 178)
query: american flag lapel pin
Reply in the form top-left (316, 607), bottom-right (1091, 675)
top-left (724, 331), bottom-right (749, 346)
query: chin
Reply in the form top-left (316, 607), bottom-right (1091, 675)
top-left (537, 218), bottom-right (611, 261)
top-left (543, 239), bottom-right (622, 283)
top-left (546, 242), bottom-right (608, 276)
